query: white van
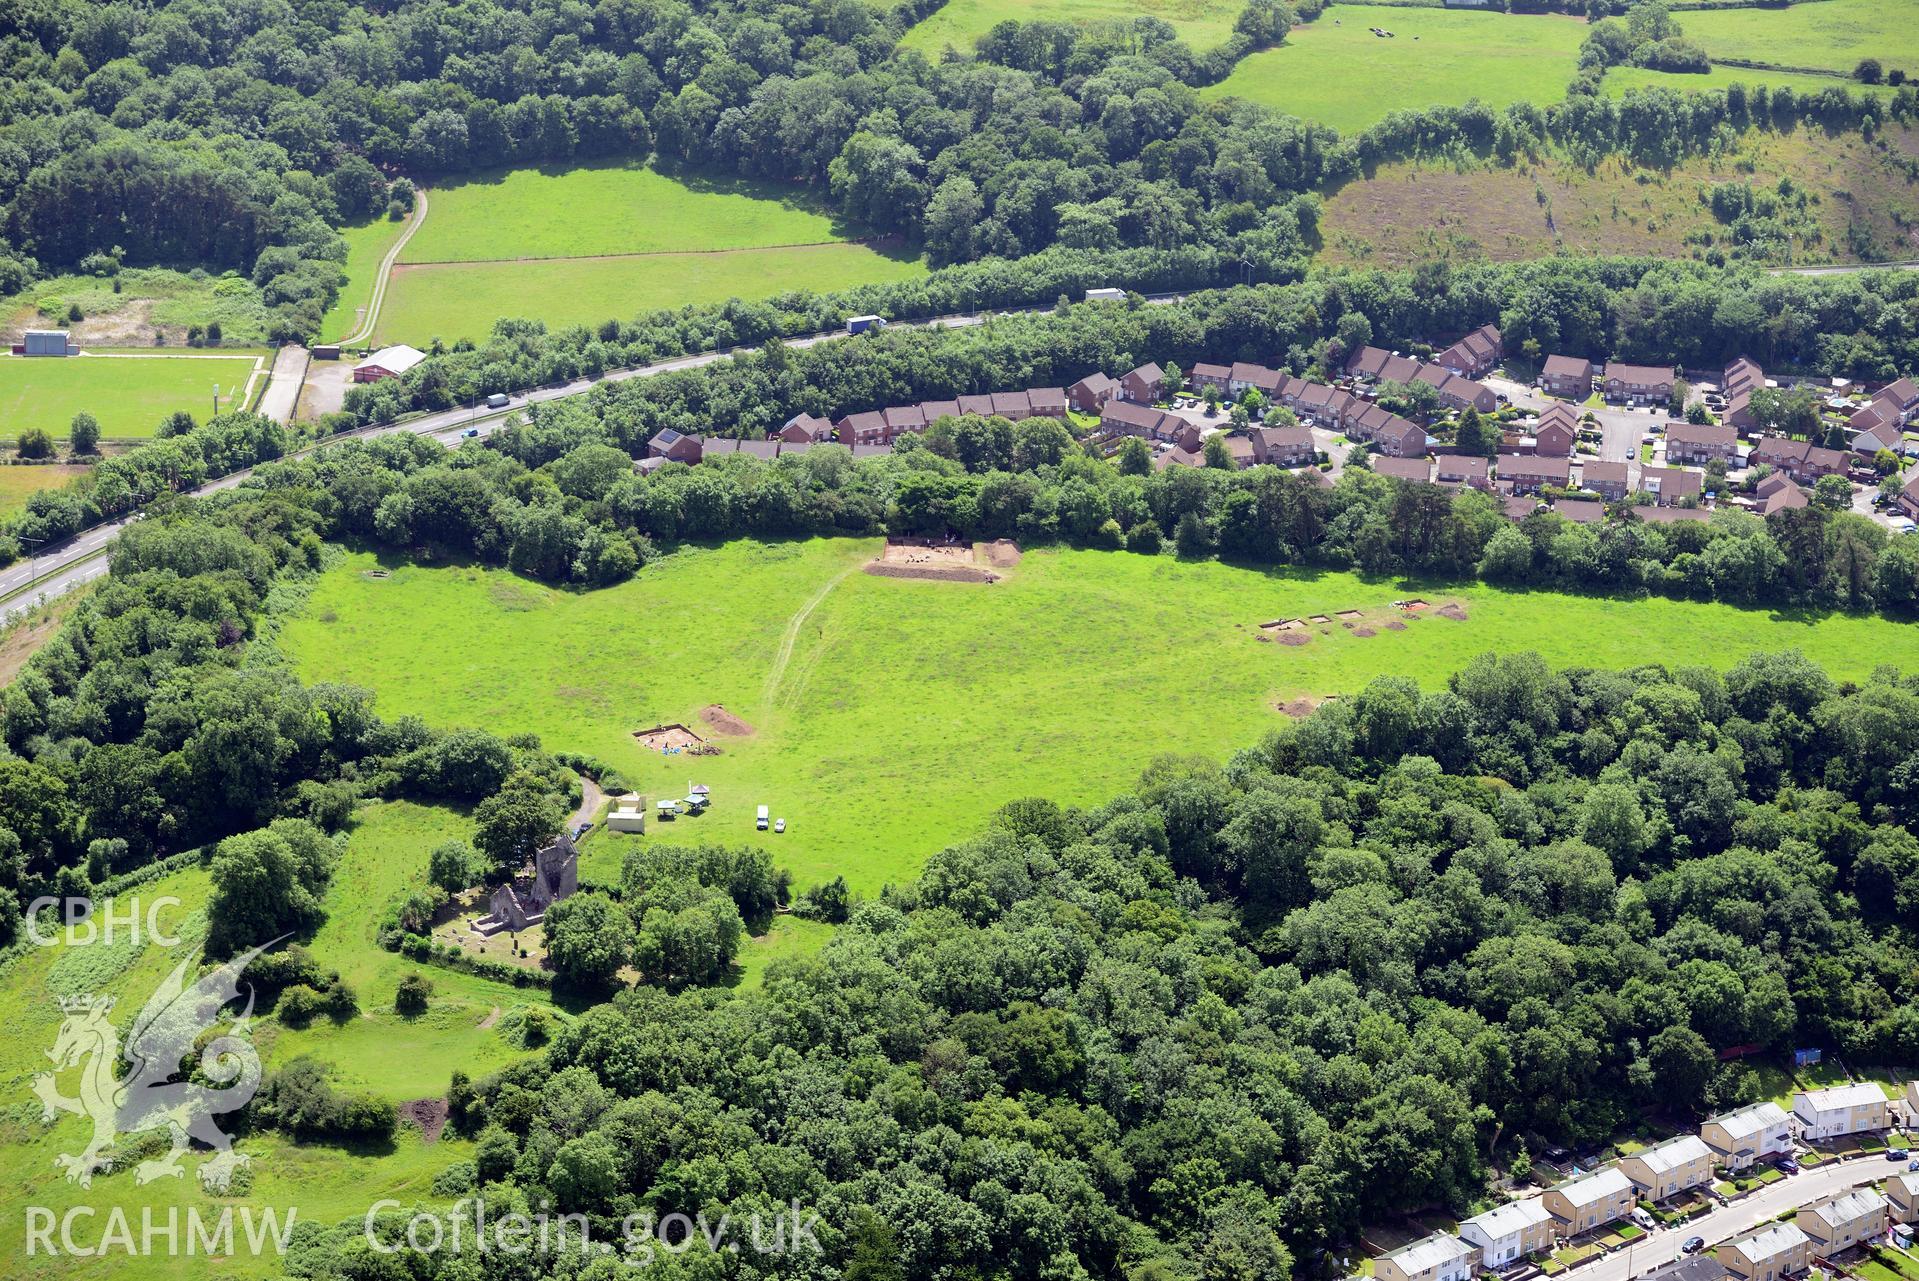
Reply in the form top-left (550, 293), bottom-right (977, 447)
top-left (755, 805), bottom-right (769, 830)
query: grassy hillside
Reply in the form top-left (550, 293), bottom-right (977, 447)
top-left (1202, 6), bottom-right (1587, 134)
top-left (0, 268), bottom-right (272, 348)
top-left (1683, 0), bottom-right (1919, 77)
top-left (376, 242), bottom-right (926, 346)
top-left (399, 164), bottom-right (854, 263)
top-left (900, 0), bottom-right (1244, 56)
top-left (281, 540), bottom-right (1919, 895)
top-left (1319, 125), bottom-right (1919, 268)
top-left (1603, 64), bottom-right (1898, 102)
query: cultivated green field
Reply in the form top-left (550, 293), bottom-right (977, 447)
top-left (0, 464), bottom-right (89, 516)
top-left (281, 540), bottom-right (1919, 894)
top-left (375, 243), bottom-right (927, 346)
top-left (901, 0), bottom-right (1243, 56)
top-left (400, 164), bottom-right (853, 264)
top-left (319, 213), bottom-right (413, 343)
top-left (1202, 5), bottom-right (1588, 134)
top-left (0, 353), bottom-right (261, 439)
top-left (1603, 64), bottom-right (1898, 100)
top-left (1682, 0), bottom-right (1919, 77)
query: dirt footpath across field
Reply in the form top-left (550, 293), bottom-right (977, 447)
top-left (701, 704), bottom-right (756, 736)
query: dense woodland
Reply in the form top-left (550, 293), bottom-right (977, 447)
top-left (0, 0), bottom-right (1910, 338)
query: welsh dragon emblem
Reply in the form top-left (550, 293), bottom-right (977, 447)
top-left (34, 940), bottom-right (277, 1192)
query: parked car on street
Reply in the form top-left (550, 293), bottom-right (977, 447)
top-left (1681, 1237), bottom-right (1705, 1255)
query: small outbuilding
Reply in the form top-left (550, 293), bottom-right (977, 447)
top-left (353, 344), bottom-right (427, 382)
top-left (23, 330), bottom-right (71, 357)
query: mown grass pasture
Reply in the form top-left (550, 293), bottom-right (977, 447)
top-left (0, 464), bottom-right (90, 517)
top-left (1681, 0), bottom-right (1919, 77)
top-left (900, 0), bottom-right (1244, 56)
top-left (1202, 5), bottom-right (1588, 134)
top-left (398, 164), bottom-right (855, 263)
top-left (281, 539), bottom-right (1919, 895)
top-left (319, 213), bottom-right (414, 343)
top-left (376, 242), bottom-right (927, 346)
top-left (0, 352), bottom-right (262, 439)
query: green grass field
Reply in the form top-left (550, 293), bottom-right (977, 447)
top-left (0, 465), bottom-right (89, 516)
top-left (400, 163), bottom-right (854, 264)
top-left (900, 0), bottom-right (1243, 56)
top-left (320, 213), bottom-right (414, 343)
top-left (0, 353), bottom-right (261, 439)
top-left (1, 267), bottom-right (273, 349)
top-left (1683, 0), bottom-right (1919, 77)
top-left (1203, 5), bottom-right (1588, 133)
top-left (375, 242), bottom-right (927, 346)
top-left (280, 539), bottom-right (1919, 894)
top-left (1603, 64), bottom-right (1898, 101)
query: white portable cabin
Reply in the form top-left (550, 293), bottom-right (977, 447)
top-left (1084, 287), bottom-right (1125, 303)
top-left (756, 805), bottom-right (770, 829)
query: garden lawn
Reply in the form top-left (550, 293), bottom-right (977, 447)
top-left (280, 539), bottom-right (1919, 894)
top-left (1682, 0), bottom-right (1919, 78)
top-left (0, 352), bottom-right (260, 439)
top-left (400, 163), bottom-right (855, 264)
top-left (374, 243), bottom-right (927, 346)
top-left (1201, 6), bottom-right (1588, 134)
top-left (901, 0), bottom-right (1243, 56)
top-left (320, 213), bottom-right (414, 342)
top-left (0, 464), bottom-right (89, 517)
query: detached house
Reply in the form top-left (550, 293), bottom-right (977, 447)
top-left (1796, 1188), bottom-right (1888, 1253)
top-left (1793, 1082), bottom-right (1889, 1140)
top-left (1069, 372), bottom-right (1119, 413)
top-left (1544, 1167), bottom-right (1634, 1235)
top-left (1604, 362), bottom-right (1675, 406)
top-left (1701, 1101), bottom-right (1792, 1171)
top-left (1620, 1135), bottom-right (1712, 1201)
top-left (1665, 422), bottom-right (1739, 466)
top-left (647, 427), bottom-right (704, 463)
top-left (1718, 1223), bottom-right (1810, 1281)
top-left (1532, 406), bottom-right (1577, 457)
top-left (1542, 354), bottom-right (1595, 400)
top-left (1639, 465), bottom-right (1704, 507)
top-left (1121, 363), bottom-right (1164, 405)
top-left (1251, 426), bottom-right (1315, 467)
top-left (1436, 323), bottom-right (1502, 378)
top-left (1375, 1233), bottom-right (1476, 1281)
top-left (1458, 1199), bottom-right (1553, 1270)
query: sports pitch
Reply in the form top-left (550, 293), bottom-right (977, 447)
top-left (0, 352), bottom-right (262, 439)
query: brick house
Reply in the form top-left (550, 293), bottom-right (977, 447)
top-left (1850, 410), bottom-right (1904, 458)
top-left (1435, 454), bottom-right (1491, 490)
top-left (919, 398), bottom-right (961, 424)
top-left (1580, 460), bottom-right (1629, 501)
top-left (1639, 465), bottom-right (1704, 507)
top-left (1120, 363), bottom-right (1164, 404)
top-left (1348, 345), bottom-right (1422, 384)
top-left (1351, 403), bottom-right (1393, 443)
top-left (1436, 323), bottom-right (1502, 378)
top-left (1876, 376), bottom-right (1919, 421)
top-left (1100, 400), bottom-right (1169, 439)
top-left (1069, 372), bottom-right (1119, 413)
top-left (1750, 436), bottom-right (1848, 484)
top-left (1374, 416), bottom-right (1428, 458)
top-left (1026, 387), bottom-right (1067, 418)
top-left (1251, 426), bottom-right (1315, 467)
top-left (1542, 354), bottom-right (1594, 399)
top-left (990, 390), bottom-right (1032, 420)
top-left (834, 411), bottom-right (888, 447)
top-left (1603, 362), bottom-right (1675, 405)
top-left (778, 413), bottom-right (834, 443)
top-left (647, 427), bottom-right (704, 463)
top-left (957, 393), bottom-right (995, 417)
top-left (1189, 362), bottom-right (1231, 393)
top-left (1665, 422), bottom-right (1738, 465)
top-left (883, 404), bottom-right (926, 439)
top-left (1899, 471), bottom-right (1919, 521)
top-left (1500, 455), bottom-right (1571, 495)
top-left (1372, 456), bottom-right (1433, 482)
top-left (1724, 357), bottom-right (1764, 433)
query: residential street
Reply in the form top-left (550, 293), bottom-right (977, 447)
top-left (1484, 376), bottom-right (1656, 467)
top-left (1574, 1157), bottom-right (1890, 1281)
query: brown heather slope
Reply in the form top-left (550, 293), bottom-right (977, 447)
top-left (1319, 124), bottom-right (1919, 268)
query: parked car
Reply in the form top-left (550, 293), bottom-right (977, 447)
top-left (1888, 1148), bottom-right (1909, 1162)
top-left (774, 818), bottom-right (785, 834)
top-left (1907, 1157), bottom-right (1918, 1171)
top-left (1681, 1237), bottom-right (1705, 1255)
top-left (1776, 1158), bottom-right (1799, 1174)
top-left (756, 804), bottom-right (769, 831)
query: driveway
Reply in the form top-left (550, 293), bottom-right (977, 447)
top-left (1570, 1156), bottom-right (1892, 1281)
top-left (254, 345), bottom-right (309, 424)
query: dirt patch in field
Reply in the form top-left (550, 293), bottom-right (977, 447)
top-left (701, 704), bottom-right (756, 736)
top-left (1436, 602), bottom-right (1469, 621)
top-left (977, 539), bottom-right (1022, 568)
top-left (1278, 697), bottom-right (1322, 718)
top-left (1383, 618), bottom-right (1406, 631)
top-left (400, 1098), bottom-right (449, 1143)
top-left (868, 539), bottom-right (1001, 582)
top-left (1352, 627), bottom-right (1376, 638)
top-left (635, 722), bottom-right (718, 754)
top-left (1278, 632), bottom-right (1311, 647)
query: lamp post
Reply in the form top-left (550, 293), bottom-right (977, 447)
top-left (19, 536), bottom-right (44, 592)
